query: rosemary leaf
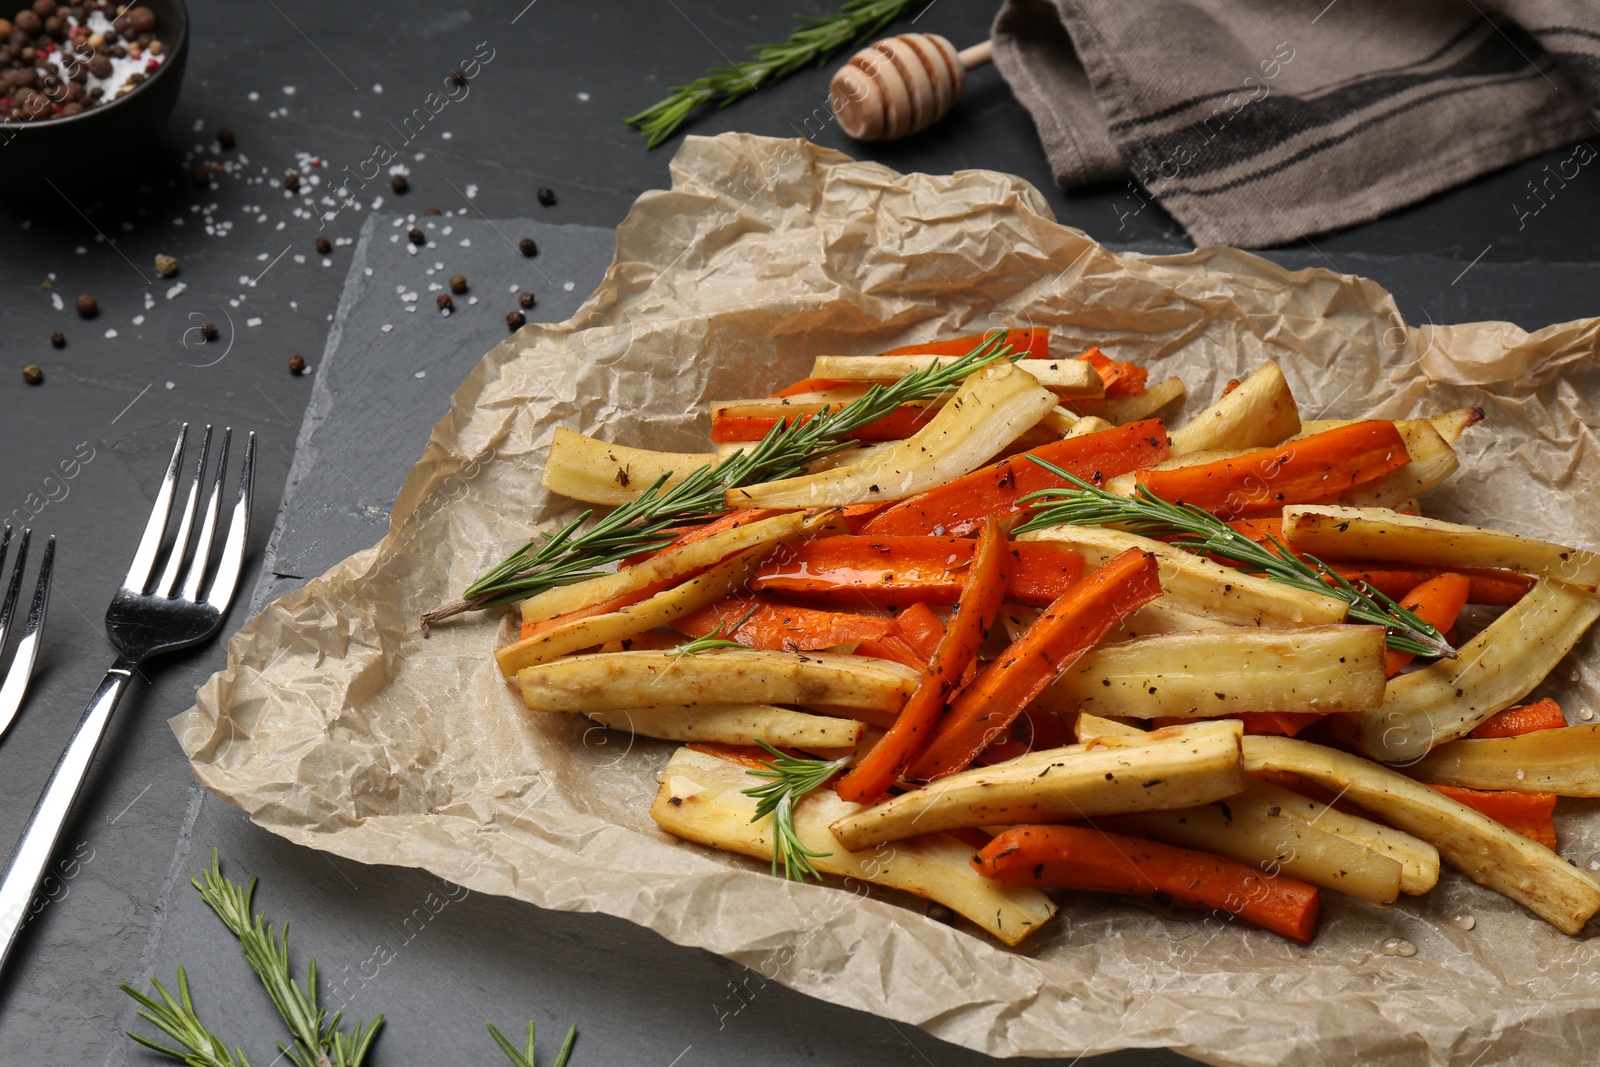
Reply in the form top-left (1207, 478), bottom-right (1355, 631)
top-left (1015, 462), bottom-right (1455, 659)
top-left (743, 741), bottom-right (851, 881)
top-left (423, 331), bottom-right (1017, 629)
top-left (625, 0), bottom-right (919, 148)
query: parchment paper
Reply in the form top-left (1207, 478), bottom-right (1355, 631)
top-left (173, 133), bottom-right (1600, 1067)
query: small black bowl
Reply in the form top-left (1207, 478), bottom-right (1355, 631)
top-left (0, 0), bottom-right (189, 195)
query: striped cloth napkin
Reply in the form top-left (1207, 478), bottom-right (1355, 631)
top-left (991, 0), bottom-right (1600, 246)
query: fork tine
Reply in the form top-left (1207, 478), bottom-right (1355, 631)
top-left (0, 534), bottom-right (51, 743)
top-left (0, 525), bottom-right (26, 656)
top-left (155, 425), bottom-right (211, 599)
top-left (202, 431), bottom-right (254, 613)
top-left (123, 425), bottom-right (188, 594)
top-left (181, 428), bottom-right (229, 603)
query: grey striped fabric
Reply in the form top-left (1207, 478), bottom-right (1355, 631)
top-left (992, 0), bottom-right (1600, 246)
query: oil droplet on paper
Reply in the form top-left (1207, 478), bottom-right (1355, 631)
top-left (1380, 937), bottom-right (1417, 957)
top-left (1450, 913), bottom-right (1476, 931)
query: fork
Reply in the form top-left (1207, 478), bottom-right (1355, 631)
top-left (0, 424), bottom-right (255, 973)
top-left (0, 524), bottom-right (54, 745)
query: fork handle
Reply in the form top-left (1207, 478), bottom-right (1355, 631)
top-left (0, 658), bottom-right (136, 973)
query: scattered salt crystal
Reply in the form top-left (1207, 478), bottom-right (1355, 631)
top-left (322, 258), bottom-right (333, 268)
top-left (289, 301), bottom-right (298, 309)
top-left (132, 315), bottom-right (145, 325)
top-left (51, 293), bottom-right (63, 310)
top-left (165, 381), bottom-right (175, 390)
top-left (104, 328), bottom-right (118, 338)
top-left (229, 299), bottom-right (240, 307)
top-left (192, 118), bottom-right (204, 131)
top-left (276, 221), bottom-right (286, 231)
top-left (364, 267), bottom-right (374, 277)
top-left (441, 131), bottom-right (453, 140)
top-left (282, 85), bottom-right (296, 95)
top-left (246, 317), bottom-right (262, 327)
top-left (381, 324), bottom-right (394, 333)
top-left (238, 275), bottom-right (251, 285)
top-left (401, 292), bottom-right (418, 303)
top-left (248, 91), bottom-right (260, 101)
top-left (75, 246), bottom-right (86, 254)
top-left (407, 245), bottom-right (418, 256)
top-left (465, 184), bottom-right (477, 199)
top-left (467, 296), bottom-right (478, 305)
top-left (372, 83), bottom-right (383, 93)
top-left (405, 305), bottom-right (416, 313)
top-left (459, 238), bottom-right (471, 247)
top-left (441, 226), bottom-right (453, 236)
top-left (577, 91), bottom-right (590, 101)
top-left (563, 281), bottom-right (575, 292)
top-left (1515, 769), bottom-right (1526, 781)
top-left (352, 109), bottom-right (361, 118)
top-left (414, 370), bottom-right (427, 378)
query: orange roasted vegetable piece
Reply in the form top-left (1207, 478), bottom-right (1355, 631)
top-left (672, 596), bottom-right (894, 651)
top-left (752, 535), bottom-right (1084, 608)
top-left (1077, 346), bottom-right (1147, 396)
top-left (1384, 572), bottom-right (1471, 676)
top-left (1138, 420), bottom-right (1411, 520)
top-left (908, 548), bottom-right (1161, 781)
top-left (973, 825), bottom-right (1321, 943)
top-left (836, 518), bottom-right (1008, 804)
top-left (882, 328), bottom-right (1050, 360)
top-left (1429, 785), bottom-right (1558, 850)
top-left (1471, 698), bottom-right (1566, 739)
top-left (862, 420), bottom-right (1171, 537)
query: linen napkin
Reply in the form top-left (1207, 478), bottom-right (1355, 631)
top-left (991, 0), bottom-right (1600, 246)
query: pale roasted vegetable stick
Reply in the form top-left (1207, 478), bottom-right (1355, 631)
top-left (519, 511), bottom-right (808, 626)
top-left (1297, 407), bottom-right (1481, 447)
top-left (828, 719), bottom-right (1246, 852)
top-left (651, 747), bottom-right (1057, 946)
top-left (517, 648), bottom-right (919, 715)
top-left (1019, 525), bottom-right (1349, 628)
top-left (585, 704), bottom-right (865, 749)
top-left (1168, 362), bottom-right (1299, 455)
top-left (1075, 712), bottom-right (1439, 895)
top-left (812, 354), bottom-right (1105, 398)
top-left (497, 544), bottom-right (771, 676)
top-left (1066, 375), bottom-right (1185, 425)
top-left (1064, 414), bottom-right (1115, 438)
top-left (542, 427), bottom-right (718, 507)
top-left (1100, 791), bottom-right (1404, 906)
top-left (1038, 624), bottom-right (1387, 719)
top-left (1409, 725), bottom-right (1600, 796)
top-left (727, 361), bottom-right (1058, 509)
top-left (1283, 505), bottom-right (1600, 591)
top-left (1319, 419), bottom-right (1457, 511)
top-left (1111, 600), bottom-right (1229, 641)
top-left (1240, 735), bottom-right (1600, 934)
top-left (1332, 579), bottom-right (1600, 761)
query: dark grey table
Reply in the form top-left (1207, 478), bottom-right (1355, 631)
top-left (0, 3), bottom-right (1596, 1065)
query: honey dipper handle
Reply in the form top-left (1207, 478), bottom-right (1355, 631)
top-left (958, 39), bottom-right (993, 71)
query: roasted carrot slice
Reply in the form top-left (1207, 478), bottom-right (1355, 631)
top-left (1078, 346), bottom-right (1147, 396)
top-left (711, 405), bottom-right (938, 445)
top-left (862, 420), bottom-right (1171, 537)
top-left (1320, 562), bottom-right (1532, 606)
top-left (752, 536), bottom-right (1084, 608)
top-left (1384, 572), bottom-right (1471, 676)
top-left (971, 708), bottom-right (1078, 764)
top-left (836, 518), bottom-right (1008, 804)
top-left (1238, 712), bottom-right (1324, 737)
top-left (1138, 420), bottom-right (1412, 520)
top-left (882, 328), bottom-right (1050, 360)
top-left (892, 601), bottom-right (947, 664)
top-left (973, 825), bottom-right (1321, 943)
top-left (1470, 697), bottom-right (1567, 739)
top-left (854, 634), bottom-right (929, 672)
top-left (1429, 784), bottom-right (1558, 850)
top-left (908, 547), bottom-right (1162, 781)
top-left (673, 596), bottom-right (894, 651)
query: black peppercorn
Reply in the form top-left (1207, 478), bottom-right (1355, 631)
top-left (422, 207), bottom-right (441, 216)
top-left (49, 331), bottom-right (65, 348)
top-left (449, 68), bottom-right (466, 87)
top-left (216, 126), bottom-right (235, 149)
top-left (21, 364), bottom-right (43, 385)
top-left (436, 293), bottom-right (453, 311)
top-left (506, 310), bottom-right (526, 331)
top-left (284, 171), bottom-right (301, 192)
top-left (448, 274), bottom-right (468, 294)
top-left (518, 237), bottom-right (537, 257)
top-left (408, 227), bottom-right (425, 246)
top-left (75, 293), bottom-right (97, 318)
top-left (315, 235), bottom-right (331, 255)
top-left (200, 322), bottom-right (219, 342)
top-left (518, 291), bottom-right (535, 309)
top-left (537, 186), bottom-right (556, 207)
top-left (390, 174), bottom-right (409, 194)
top-left (287, 354), bottom-right (306, 375)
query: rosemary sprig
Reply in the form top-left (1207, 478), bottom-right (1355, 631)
top-left (743, 741), bottom-right (851, 882)
top-left (625, 0), bottom-right (919, 148)
top-left (423, 332), bottom-right (1018, 629)
top-left (487, 1019), bottom-right (578, 1067)
top-left (1015, 463), bottom-right (1455, 659)
top-left (121, 967), bottom-right (253, 1067)
top-left (668, 605), bottom-right (759, 656)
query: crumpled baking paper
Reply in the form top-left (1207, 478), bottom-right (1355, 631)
top-left (174, 133), bottom-right (1600, 1067)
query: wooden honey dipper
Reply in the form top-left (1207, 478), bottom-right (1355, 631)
top-left (830, 33), bottom-right (993, 141)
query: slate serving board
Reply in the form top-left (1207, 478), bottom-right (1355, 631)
top-left (107, 215), bottom-right (1599, 1067)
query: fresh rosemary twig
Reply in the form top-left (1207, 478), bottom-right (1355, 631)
top-left (743, 741), bottom-right (851, 882)
top-left (423, 332), bottom-right (1018, 629)
top-left (120, 966), bottom-right (253, 1067)
top-left (487, 1019), bottom-right (578, 1067)
top-left (625, 0), bottom-right (919, 148)
top-left (1015, 463), bottom-right (1456, 659)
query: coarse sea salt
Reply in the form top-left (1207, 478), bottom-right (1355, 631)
top-left (247, 317), bottom-right (262, 327)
